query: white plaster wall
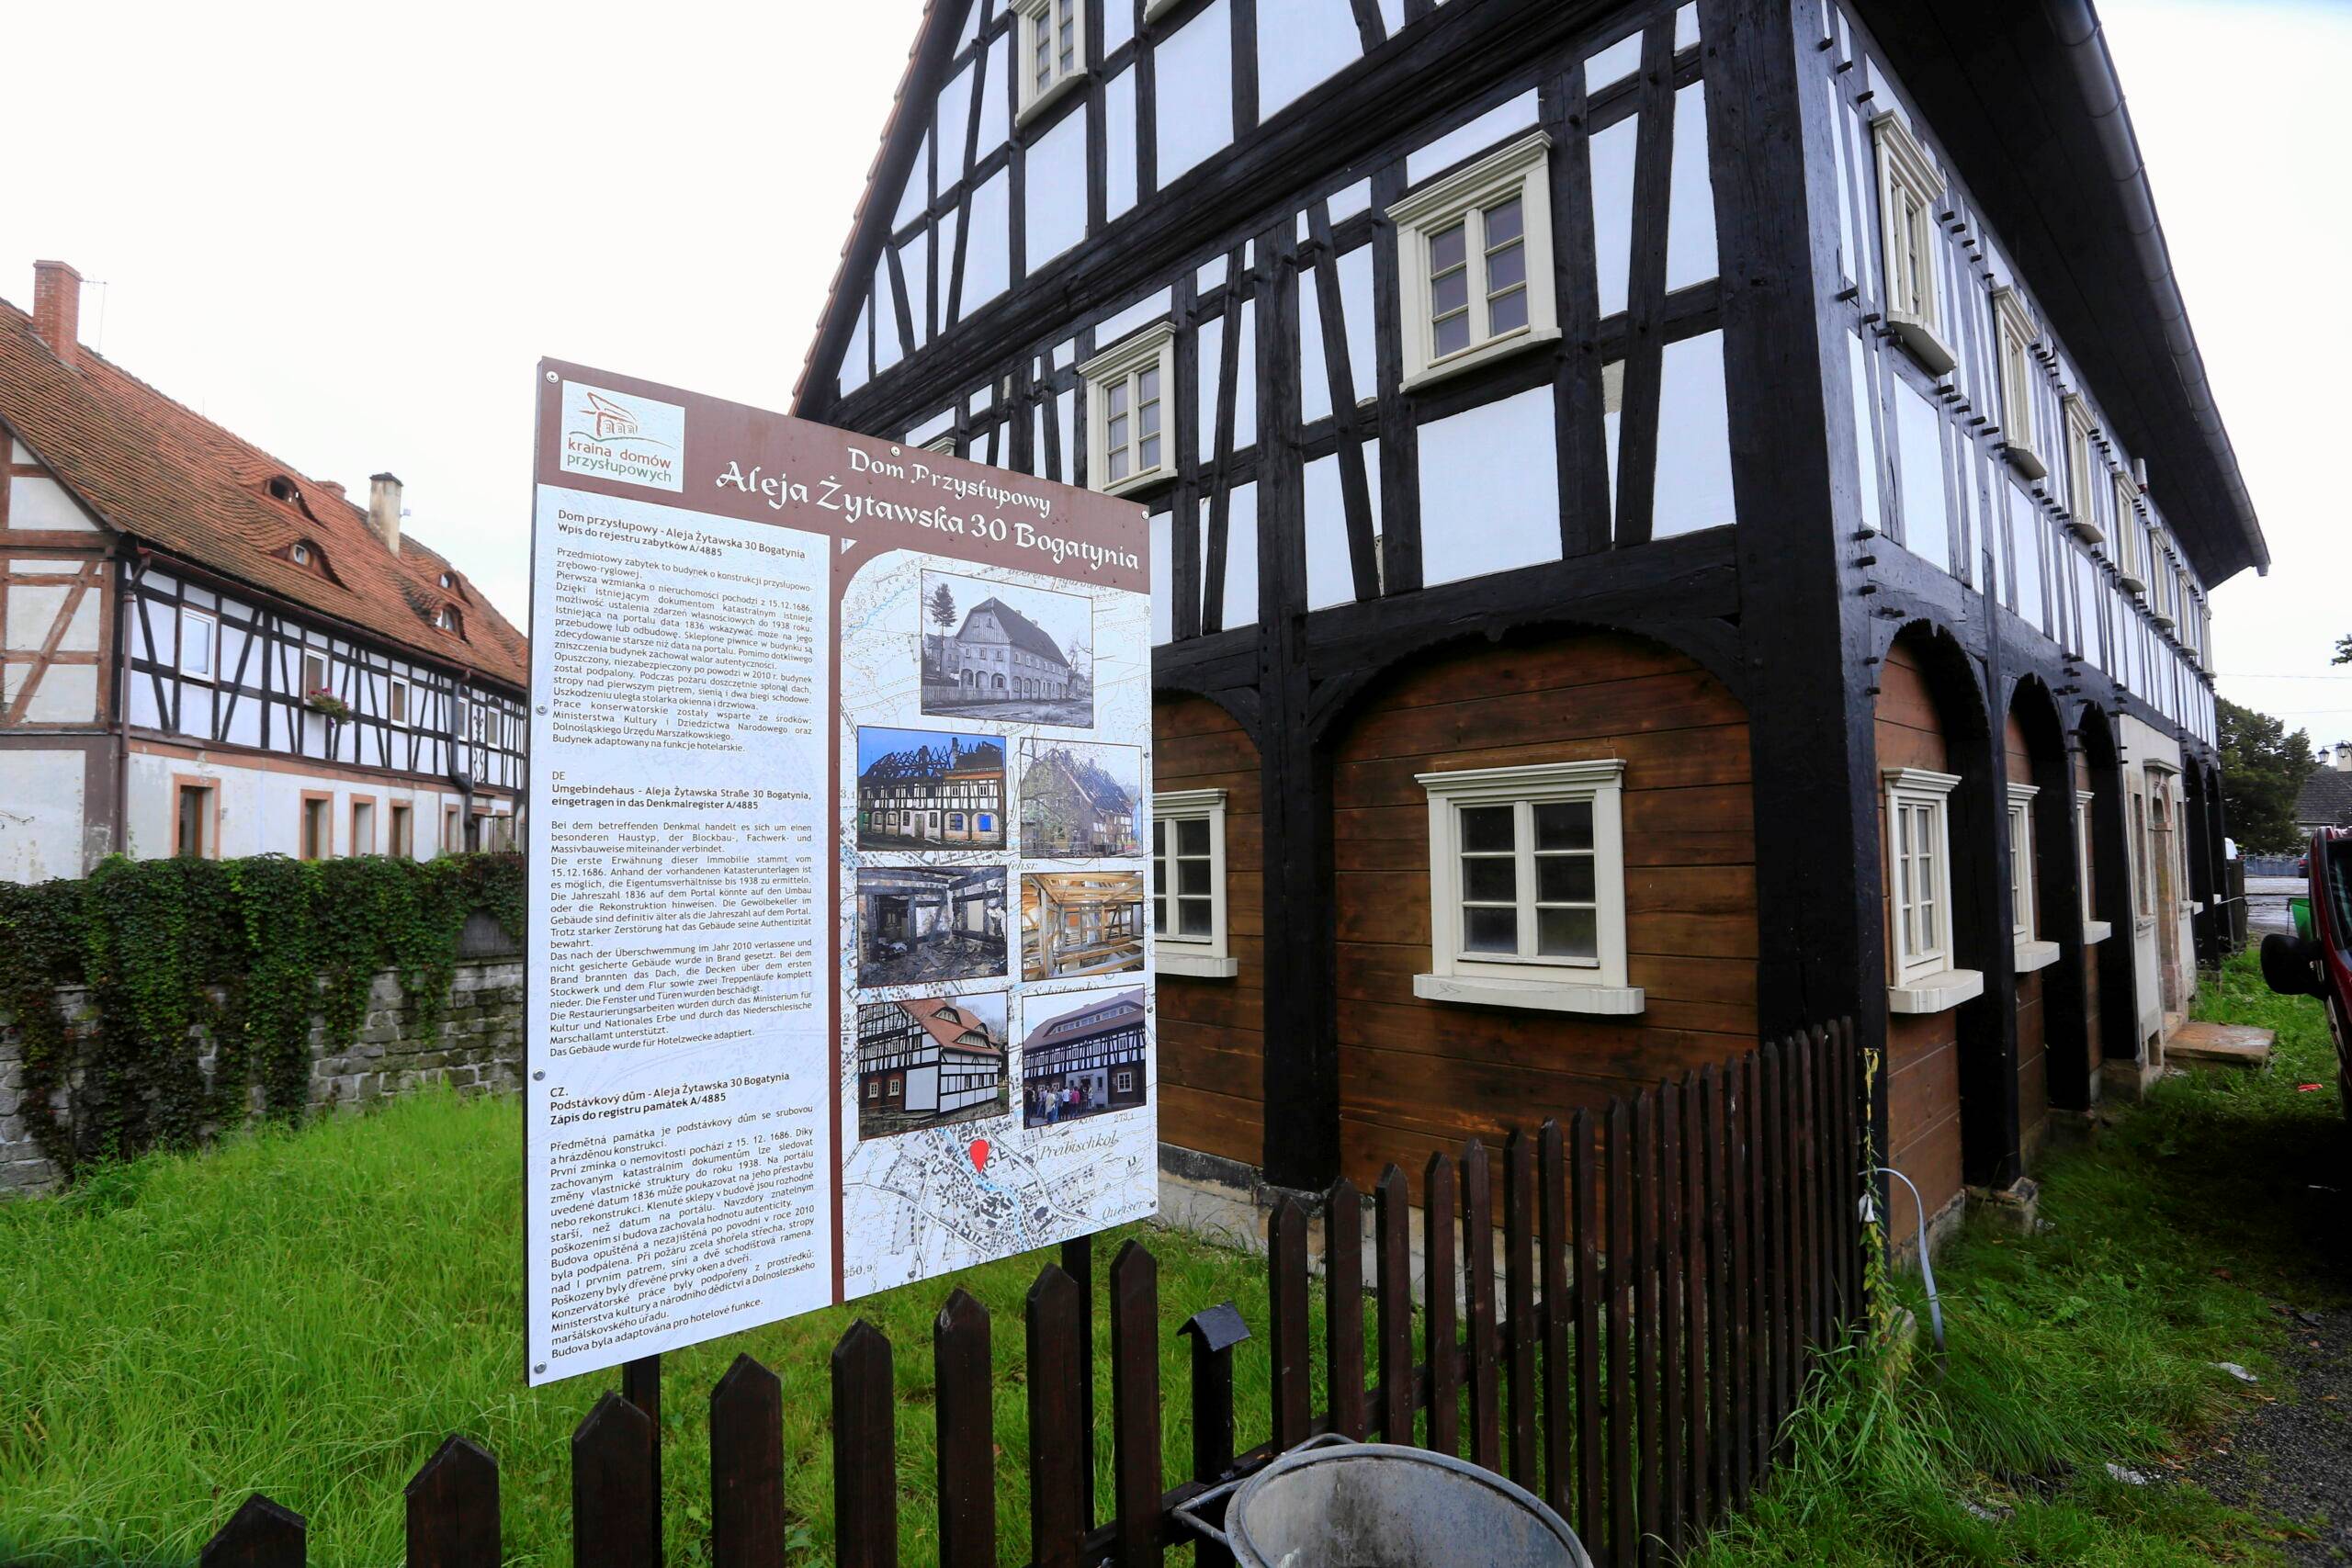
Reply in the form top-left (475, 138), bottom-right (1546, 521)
top-left (6, 473), bottom-right (97, 531)
top-left (122, 752), bottom-right (467, 861)
top-left (0, 750), bottom-right (85, 884)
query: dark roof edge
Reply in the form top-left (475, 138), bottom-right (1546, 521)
top-left (2044, 0), bottom-right (2268, 578)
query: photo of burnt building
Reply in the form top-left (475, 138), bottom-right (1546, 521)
top-left (856, 726), bottom-right (1006, 850)
top-left (1018, 740), bottom-right (1143, 858)
top-left (855, 865), bottom-right (1008, 987)
top-left (1021, 987), bottom-right (1147, 1128)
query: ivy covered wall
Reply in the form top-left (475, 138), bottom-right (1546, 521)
top-left (0, 852), bottom-right (526, 1192)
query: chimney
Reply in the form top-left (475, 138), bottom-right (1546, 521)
top-left (368, 472), bottom-right (402, 551)
top-left (32, 260), bottom-right (83, 369)
top-left (320, 479), bottom-right (346, 500)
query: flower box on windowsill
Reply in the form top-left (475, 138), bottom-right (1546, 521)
top-left (1414, 971), bottom-right (1645, 1016)
top-left (1159, 950), bottom-right (1238, 979)
top-left (303, 690), bottom-right (351, 721)
top-left (1887, 967), bottom-right (1984, 1015)
top-left (2014, 939), bottom-right (2062, 975)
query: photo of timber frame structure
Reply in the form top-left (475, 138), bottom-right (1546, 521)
top-left (855, 865), bottom-right (1009, 987)
top-left (1022, 872), bottom-right (1146, 981)
top-left (857, 992), bottom-right (1011, 1139)
top-left (1022, 987), bottom-right (1148, 1127)
top-left (795, 0), bottom-right (2261, 1262)
top-left (1018, 739), bottom-right (1144, 858)
top-left (856, 726), bottom-right (1007, 850)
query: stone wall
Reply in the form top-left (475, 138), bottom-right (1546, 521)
top-left (0, 946), bottom-right (524, 1198)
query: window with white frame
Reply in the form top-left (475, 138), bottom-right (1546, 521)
top-left (1870, 112), bottom-right (1955, 376)
top-left (2062, 396), bottom-right (2101, 544)
top-left (2113, 474), bottom-right (2146, 592)
top-left (2130, 784), bottom-right (2153, 921)
top-left (1016, 0), bottom-right (1086, 122)
top-left (1992, 288), bottom-right (2046, 479)
top-left (1885, 767), bottom-right (1962, 987)
top-left (2074, 787), bottom-right (2107, 939)
top-left (1388, 131), bottom-right (1558, 389)
top-left (2007, 784), bottom-right (2038, 942)
top-left (389, 676), bottom-right (410, 727)
top-left (1413, 760), bottom-right (1640, 1014)
top-left (1151, 788), bottom-right (1234, 976)
top-left (177, 607), bottom-right (216, 680)
top-left (1079, 321), bottom-right (1175, 497)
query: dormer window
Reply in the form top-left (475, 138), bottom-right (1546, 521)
top-left (438, 570), bottom-right (456, 589)
top-left (1870, 112), bottom-right (1955, 376)
top-left (267, 476), bottom-right (300, 504)
top-left (435, 604), bottom-right (463, 637)
top-left (290, 543), bottom-right (311, 566)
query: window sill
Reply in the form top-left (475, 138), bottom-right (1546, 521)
top-left (1098, 464), bottom-right (1172, 500)
top-left (1158, 950), bottom-right (1238, 979)
top-left (2119, 570), bottom-right (2146, 593)
top-left (1017, 71), bottom-right (1088, 129)
top-left (2134, 917), bottom-right (2155, 934)
top-left (2014, 939), bottom-right (2062, 975)
top-left (2001, 443), bottom-right (2049, 481)
top-left (2067, 518), bottom-right (2106, 547)
top-left (1887, 968), bottom-right (1984, 1015)
top-left (1399, 324), bottom-right (1561, 395)
top-left (2083, 919), bottom-right (2113, 945)
top-left (1886, 316), bottom-right (1956, 378)
top-left (1414, 972), bottom-right (1645, 1016)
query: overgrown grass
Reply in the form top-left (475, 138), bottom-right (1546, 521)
top-left (1699, 950), bottom-right (2349, 1565)
top-left (5, 951), bottom-right (2341, 1565)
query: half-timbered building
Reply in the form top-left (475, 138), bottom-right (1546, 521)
top-left (858, 994), bottom-right (1011, 1134)
top-left (797, 0), bottom-right (2263, 1254)
top-left (0, 262), bottom-right (527, 882)
top-left (1022, 986), bottom-right (1149, 1124)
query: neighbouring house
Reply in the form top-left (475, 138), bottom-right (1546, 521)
top-left (1020, 743), bottom-right (1141, 857)
top-left (0, 261), bottom-right (527, 883)
top-left (1022, 987), bottom-right (1148, 1126)
top-left (857, 995), bottom-right (1010, 1135)
top-left (858, 732), bottom-right (1006, 848)
top-left (794, 0), bottom-right (2257, 1258)
top-left (945, 596), bottom-right (1072, 699)
top-left (2296, 750), bottom-right (2352, 838)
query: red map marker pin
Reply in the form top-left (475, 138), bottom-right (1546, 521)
top-left (968, 1138), bottom-right (991, 1174)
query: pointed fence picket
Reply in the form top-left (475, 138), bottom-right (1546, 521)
top-left (199, 1021), bottom-right (1864, 1568)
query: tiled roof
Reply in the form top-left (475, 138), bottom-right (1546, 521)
top-left (966, 596), bottom-right (1069, 668)
top-left (0, 295), bottom-right (528, 691)
top-left (1024, 987), bottom-right (1146, 1046)
top-left (903, 997), bottom-right (1006, 1060)
top-left (2297, 769), bottom-right (2352, 829)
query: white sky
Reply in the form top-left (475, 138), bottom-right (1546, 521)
top-left (1, 1), bottom-right (2340, 740)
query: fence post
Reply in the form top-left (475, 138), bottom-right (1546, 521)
top-left (1181, 1302), bottom-right (1250, 1568)
top-left (1109, 1240), bottom-right (1164, 1568)
top-left (1326, 1179), bottom-right (1367, 1440)
top-left (1570, 1110), bottom-right (1602, 1551)
top-left (1659, 1087), bottom-right (1686, 1560)
top-left (708, 1355), bottom-right (783, 1568)
top-left (831, 1321), bottom-right (898, 1568)
top-left (1606, 1099), bottom-right (1635, 1568)
top-left (1462, 1139), bottom-right (1500, 1475)
top-left (1374, 1165), bottom-right (1415, 1444)
top-left (405, 1434), bottom-right (500, 1568)
top-left (619, 1355), bottom-right (662, 1568)
top-left (1059, 1234), bottom-right (1096, 1527)
top-left (1633, 1090), bottom-right (1662, 1567)
top-left (1503, 1129), bottom-right (1538, 1493)
top-left (201, 1494), bottom-right (306, 1568)
top-left (571, 1393), bottom-right (655, 1568)
top-left (1029, 1266), bottom-right (1089, 1568)
top-left (934, 1289), bottom-right (996, 1568)
top-left (1680, 1074), bottom-right (1712, 1538)
top-left (1268, 1197), bottom-right (1313, 1451)
top-left (1423, 1151), bottom-right (1461, 1457)
top-left (1538, 1121), bottom-right (1572, 1520)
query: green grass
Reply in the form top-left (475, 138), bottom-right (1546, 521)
top-left (1698, 950), bottom-right (2349, 1566)
top-left (3, 950), bottom-right (2340, 1566)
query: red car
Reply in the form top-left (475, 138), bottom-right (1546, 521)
top-left (2263, 827), bottom-right (2352, 1115)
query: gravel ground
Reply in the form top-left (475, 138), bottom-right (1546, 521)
top-left (2181, 1304), bottom-right (2352, 1560)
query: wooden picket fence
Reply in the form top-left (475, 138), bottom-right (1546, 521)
top-left (198, 1021), bottom-right (1864, 1568)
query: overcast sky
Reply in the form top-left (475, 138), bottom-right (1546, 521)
top-left (2, 1), bottom-right (2339, 741)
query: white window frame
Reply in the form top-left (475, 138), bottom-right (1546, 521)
top-left (1412, 759), bottom-right (1642, 1016)
top-left (1388, 131), bottom-right (1560, 390)
top-left (1870, 112), bottom-right (1955, 376)
top-left (290, 542), bottom-right (312, 567)
top-left (1884, 767), bottom-right (1982, 1011)
top-left (2129, 783), bottom-right (2154, 926)
top-left (2075, 788), bottom-right (2110, 944)
top-left (1015, 0), bottom-right (1088, 125)
top-left (1992, 287), bottom-right (2046, 480)
top-left (2061, 396), bottom-right (2102, 545)
top-left (1151, 787), bottom-right (1235, 977)
top-left (1079, 321), bottom-right (1176, 498)
top-left (2008, 783), bottom-right (2061, 972)
top-left (388, 675), bottom-right (410, 728)
top-left (2113, 472), bottom-right (2147, 593)
top-left (177, 607), bottom-right (217, 680)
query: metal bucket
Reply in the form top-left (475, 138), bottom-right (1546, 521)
top-left (1204, 1439), bottom-right (1593, 1568)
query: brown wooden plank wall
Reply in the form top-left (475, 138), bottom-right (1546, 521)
top-left (1874, 639), bottom-right (1962, 1243)
top-left (2005, 710), bottom-right (2049, 1164)
top-left (1329, 632), bottom-right (1757, 1190)
top-left (1153, 693), bottom-right (1266, 1166)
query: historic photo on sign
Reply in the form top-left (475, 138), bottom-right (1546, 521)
top-left (1018, 740), bottom-right (1144, 858)
top-left (856, 992), bottom-right (1010, 1140)
top-left (1021, 872), bottom-right (1146, 982)
top-left (856, 866), bottom-right (1009, 987)
top-left (1021, 987), bottom-right (1147, 1128)
top-left (919, 569), bottom-right (1094, 727)
top-left (855, 726), bottom-right (1007, 851)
